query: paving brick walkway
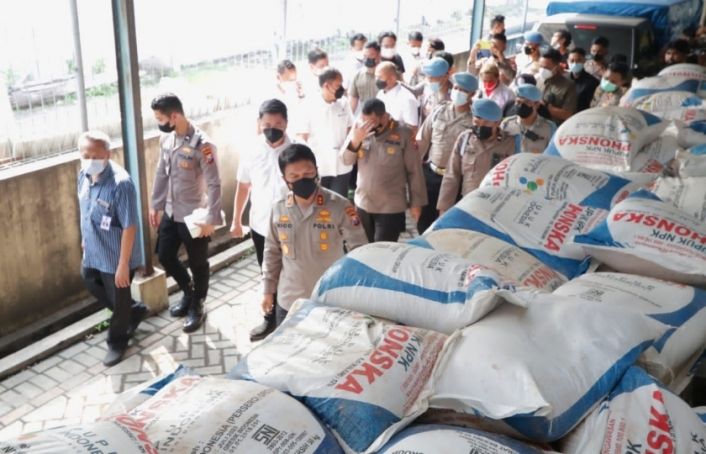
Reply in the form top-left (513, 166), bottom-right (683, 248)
top-left (0, 220), bottom-right (419, 439)
top-left (0, 253), bottom-right (265, 438)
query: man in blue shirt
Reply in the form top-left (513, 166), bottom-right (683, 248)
top-left (78, 131), bottom-right (148, 366)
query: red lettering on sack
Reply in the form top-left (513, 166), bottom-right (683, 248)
top-left (613, 212), bottom-right (706, 244)
top-left (544, 204), bottom-right (584, 251)
top-left (645, 390), bottom-right (674, 454)
top-left (113, 414), bottom-right (159, 454)
top-left (522, 266), bottom-right (559, 288)
top-left (558, 135), bottom-right (631, 153)
top-left (334, 328), bottom-right (412, 395)
top-left (490, 160), bottom-right (510, 186)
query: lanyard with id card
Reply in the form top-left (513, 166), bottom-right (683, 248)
top-left (95, 197), bottom-right (112, 231)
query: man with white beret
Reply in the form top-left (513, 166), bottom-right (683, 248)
top-left (416, 71), bottom-right (477, 233)
top-left (437, 98), bottom-right (514, 214)
top-left (501, 84), bottom-right (556, 154)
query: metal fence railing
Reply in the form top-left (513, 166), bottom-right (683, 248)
top-left (0, 0), bottom-right (540, 170)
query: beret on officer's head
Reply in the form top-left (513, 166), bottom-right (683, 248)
top-left (472, 99), bottom-right (502, 122)
top-left (524, 31), bottom-right (544, 45)
top-left (451, 72), bottom-right (478, 92)
top-left (422, 57), bottom-right (450, 77)
top-left (515, 83), bottom-right (542, 102)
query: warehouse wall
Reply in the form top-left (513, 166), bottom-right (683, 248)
top-left (0, 107), bottom-right (254, 339)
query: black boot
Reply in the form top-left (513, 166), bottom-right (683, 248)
top-left (170, 285), bottom-right (193, 318)
top-left (183, 297), bottom-right (206, 333)
top-left (249, 311), bottom-right (277, 342)
top-left (128, 303), bottom-right (150, 337)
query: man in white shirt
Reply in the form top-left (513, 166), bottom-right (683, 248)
top-left (231, 99), bottom-right (291, 341)
top-left (295, 67), bottom-right (354, 198)
top-left (342, 33), bottom-right (367, 90)
top-left (302, 48), bottom-right (329, 98)
top-left (375, 61), bottom-right (420, 136)
top-left (267, 59), bottom-right (304, 124)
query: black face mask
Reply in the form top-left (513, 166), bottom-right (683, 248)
top-left (364, 58), bottom-right (377, 68)
top-left (592, 53), bottom-right (604, 62)
top-left (263, 127), bottom-right (284, 144)
top-left (375, 79), bottom-right (387, 90)
top-left (517, 103), bottom-right (534, 119)
top-left (289, 177), bottom-right (318, 199)
top-left (334, 86), bottom-right (345, 99)
top-left (158, 121), bottom-right (175, 133)
top-left (473, 125), bottom-right (494, 141)
top-left (524, 46), bottom-right (534, 55)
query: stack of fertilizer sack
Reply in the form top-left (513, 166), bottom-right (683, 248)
top-left (3, 108), bottom-right (706, 453)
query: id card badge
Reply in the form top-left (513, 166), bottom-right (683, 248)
top-left (100, 215), bottom-right (112, 231)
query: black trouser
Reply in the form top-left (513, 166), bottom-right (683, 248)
top-left (321, 172), bottom-right (351, 199)
top-left (275, 304), bottom-right (288, 326)
top-left (157, 215), bottom-right (210, 299)
top-left (417, 163), bottom-right (444, 234)
top-left (81, 267), bottom-right (140, 350)
top-left (252, 229), bottom-right (279, 314)
top-left (357, 207), bottom-right (406, 243)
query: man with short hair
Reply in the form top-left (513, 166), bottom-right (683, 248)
top-left (538, 49), bottom-right (577, 125)
top-left (551, 30), bottom-right (572, 65)
top-left (231, 99), bottom-right (291, 341)
top-left (591, 62), bottom-right (631, 108)
top-left (567, 48), bottom-right (599, 112)
top-left (375, 61), bottom-right (420, 133)
top-left (342, 98), bottom-right (426, 242)
top-left (416, 72), bottom-right (478, 233)
top-left (262, 144), bottom-right (367, 325)
top-left (78, 130), bottom-right (149, 366)
top-left (585, 36), bottom-right (610, 78)
top-left (350, 41), bottom-right (381, 115)
top-left (343, 33), bottom-right (368, 89)
top-left (664, 39), bottom-right (690, 66)
top-left (295, 67), bottom-right (354, 198)
top-left (304, 48), bottom-right (329, 96)
top-left (468, 33), bottom-right (516, 86)
top-left (270, 59), bottom-right (304, 120)
top-left (378, 31), bottom-right (406, 74)
top-left (437, 99), bottom-right (515, 213)
top-left (501, 84), bottom-right (556, 154)
top-left (150, 93), bottom-right (222, 334)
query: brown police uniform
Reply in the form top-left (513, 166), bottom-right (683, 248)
top-left (416, 103), bottom-right (474, 233)
top-left (500, 114), bottom-right (557, 154)
top-left (542, 75), bottom-right (578, 125)
top-left (437, 130), bottom-right (515, 212)
top-left (262, 187), bottom-right (368, 312)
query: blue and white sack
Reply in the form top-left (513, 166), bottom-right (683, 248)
top-left (429, 187), bottom-right (607, 279)
top-left (230, 300), bottom-right (446, 453)
top-left (574, 190), bottom-right (706, 286)
top-left (314, 241), bottom-right (516, 334)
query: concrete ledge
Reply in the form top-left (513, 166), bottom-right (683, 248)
top-left (0, 239), bottom-right (254, 381)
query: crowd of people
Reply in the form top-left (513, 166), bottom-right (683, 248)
top-left (76, 16), bottom-right (706, 366)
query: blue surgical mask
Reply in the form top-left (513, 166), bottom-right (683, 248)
top-left (451, 88), bottom-right (469, 106)
top-left (428, 81), bottom-right (441, 93)
top-left (81, 158), bottom-right (107, 177)
top-left (569, 62), bottom-right (584, 74)
top-left (600, 78), bottom-right (618, 93)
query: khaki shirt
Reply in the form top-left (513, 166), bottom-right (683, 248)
top-left (420, 89), bottom-right (451, 124)
top-left (501, 115), bottom-right (557, 154)
top-left (151, 125), bottom-right (223, 224)
top-left (349, 69), bottom-right (378, 105)
top-left (543, 75), bottom-right (578, 124)
top-left (262, 188), bottom-right (368, 309)
top-left (341, 120), bottom-right (427, 213)
top-left (590, 86), bottom-right (627, 108)
top-left (437, 130), bottom-right (515, 211)
top-left (417, 103), bottom-right (474, 168)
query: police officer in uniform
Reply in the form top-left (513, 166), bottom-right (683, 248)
top-left (149, 94), bottom-right (223, 333)
top-left (501, 84), bottom-right (556, 154)
top-left (415, 72), bottom-right (478, 234)
top-left (341, 98), bottom-right (427, 242)
top-left (262, 144), bottom-right (367, 324)
top-left (437, 99), bottom-right (515, 214)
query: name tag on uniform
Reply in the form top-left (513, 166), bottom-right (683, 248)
top-left (100, 215), bottom-right (112, 231)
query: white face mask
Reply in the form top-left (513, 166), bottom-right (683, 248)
top-left (81, 158), bottom-right (107, 177)
top-left (451, 88), bottom-right (469, 106)
top-left (410, 47), bottom-right (421, 57)
top-left (354, 50), bottom-right (364, 61)
top-left (539, 68), bottom-right (554, 80)
top-left (381, 47), bottom-right (396, 59)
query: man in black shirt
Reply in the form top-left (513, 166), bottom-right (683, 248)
top-left (567, 48), bottom-right (599, 112)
